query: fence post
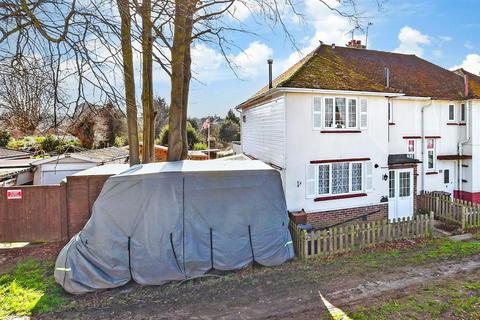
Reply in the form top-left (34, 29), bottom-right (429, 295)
top-left (429, 211), bottom-right (434, 237)
top-left (461, 207), bottom-right (467, 230)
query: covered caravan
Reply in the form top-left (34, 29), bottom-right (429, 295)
top-left (55, 160), bottom-right (294, 294)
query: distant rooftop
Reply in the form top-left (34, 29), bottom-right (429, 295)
top-left (0, 147), bottom-right (32, 160)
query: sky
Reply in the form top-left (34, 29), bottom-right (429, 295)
top-left (150, 0), bottom-right (480, 118)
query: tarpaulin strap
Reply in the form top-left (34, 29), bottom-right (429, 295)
top-left (209, 228), bottom-right (214, 270)
top-left (128, 236), bottom-right (133, 280)
top-left (56, 267), bottom-right (71, 272)
top-left (248, 225), bottom-right (255, 262)
top-left (285, 241), bottom-right (293, 247)
top-left (170, 233), bottom-right (183, 273)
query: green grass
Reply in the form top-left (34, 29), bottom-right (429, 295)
top-left (0, 259), bottom-right (63, 318)
top-left (350, 279), bottom-right (480, 320)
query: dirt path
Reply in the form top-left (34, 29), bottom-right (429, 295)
top-left (38, 253), bottom-right (480, 320)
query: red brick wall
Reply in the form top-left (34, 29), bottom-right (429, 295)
top-left (305, 203), bottom-right (388, 228)
top-left (454, 190), bottom-right (480, 204)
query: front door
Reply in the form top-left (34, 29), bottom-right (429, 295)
top-left (388, 168), bottom-right (414, 221)
top-left (442, 163), bottom-right (455, 197)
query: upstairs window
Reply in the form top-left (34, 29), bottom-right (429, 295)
top-left (448, 104), bottom-right (455, 121)
top-left (317, 97), bottom-right (363, 130)
top-left (406, 139), bottom-right (415, 156)
top-left (426, 139), bottom-right (436, 171)
top-left (461, 103), bottom-right (466, 122)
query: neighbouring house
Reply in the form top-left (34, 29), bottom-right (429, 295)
top-left (236, 41), bottom-right (480, 228)
top-left (32, 147), bottom-right (129, 185)
top-left (137, 144), bottom-right (209, 161)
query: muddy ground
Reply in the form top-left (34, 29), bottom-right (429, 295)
top-left (1, 238), bottom-right (472, 320)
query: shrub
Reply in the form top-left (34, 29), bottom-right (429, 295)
top-left (158, 121), bottom-right (204, 150)
top-left (0, 130), bottom-right (10, 147)
top-left (193, 142), bottom-right (207, 150)
top-left (40, 135), bottom-right (60, 153)
top-left (114, 135), bottom-right (127, 147)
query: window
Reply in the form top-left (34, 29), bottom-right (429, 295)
top-left (399, 172), bottom-right (411, 197)
top-left (306, 161), bottom-right (372, 198)
top-left (351, 163), bottom-right (363, 191)
top-left (348, 99), bottom-right (357, 127)
top-left (313, 97), bottom-right (322, 129)
top-left (332, 162), bottom-right (349, 194)
top-left (444, 169), bottom-right (450, 184)
top-left (461, 104), bottom-right (466, 122)
top-left (388, 102), bottom-right (393, 123)
top-left (427, 139), bottom-right (435, 170)
top-left (448, 104), bottom-right (455, 121)
top-left (322, 97), bottom-right (360, 129)
top-left (406, 139), bottom-right (415, 156)
top-left (389, 171), bottom-right (395, 198)
top-left (318, 164), bottom-right (330, 194)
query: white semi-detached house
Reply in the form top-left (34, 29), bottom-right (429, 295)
top-left (235, 41), bottom-right (480, 228)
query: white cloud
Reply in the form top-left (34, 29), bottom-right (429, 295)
top-left (230, 41), bottom-right (273, 79)
top-left (452, 54), bottom-right (480, 75)
top-left (227, 1), bottom-right (252, 22)
top-left (394, 26), bottom-right (431, 57)
top-left (465, 41), bottom-right (474, 50)
top-left (191, 43), bottom-right (225, 82)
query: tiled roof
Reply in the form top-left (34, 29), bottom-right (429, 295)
top-left (239, 44), bottom-right (479, 108)
top-left (73, 147), bottom-right (129, 163)
top-left (0, 147), bottom-right (32, 159)
top-left (0, 167), bottom-right (31, 178)
top-left (454, 68), bottom-right (480, 98)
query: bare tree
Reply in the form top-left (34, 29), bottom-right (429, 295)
top-left (0, 58), bottom-right (63, 135)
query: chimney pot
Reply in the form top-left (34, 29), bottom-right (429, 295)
top-left (267, 59), bottom-right (273, 89)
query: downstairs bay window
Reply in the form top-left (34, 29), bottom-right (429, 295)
top-left (306, 161), bottom-right (373, 199)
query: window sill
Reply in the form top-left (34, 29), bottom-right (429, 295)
top-left (425, 171), bottom-right (438, 175)
top-left (446, 122), bottom-right (460, 126)
top-left (389, 122), bottom-right (396, 126)
top-left (320, 130), bottom-right (362, 133)
top-left (314, 193), bottom-right (368, 202)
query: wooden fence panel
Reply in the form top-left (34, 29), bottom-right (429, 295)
top-left (0, 185), bottom-right (66, 242)
top-left (292, 213), bottom-right (434, 259)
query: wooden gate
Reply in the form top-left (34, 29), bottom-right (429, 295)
top-left (0, 185), bottom-right (67, 242)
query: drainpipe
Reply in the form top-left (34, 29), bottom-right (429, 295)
top-left (421, 99), bottom-right (433, 192)
top-left (458, 101), bottom-right (471, 197)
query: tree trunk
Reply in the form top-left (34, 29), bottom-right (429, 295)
top-left (180, 14), bottom-right (193, 159)
top-left (141, 0), bottom-right (155, 163)
top-left (116, 0), bottom-right (140, 166)
top-left (168, 0), bottom-right (187, 161)
top-left (168, 0), bottom-right (194, 161)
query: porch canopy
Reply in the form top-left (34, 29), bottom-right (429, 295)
top-left (55, 160), bottom-right (293, 294)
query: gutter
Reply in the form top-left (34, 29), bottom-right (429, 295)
top-left (235, 88), bottom-right (405, 110)
top-left (457, 101), bottom-right (472, 195)
top-left (421, 99), bottom-right (433, 192)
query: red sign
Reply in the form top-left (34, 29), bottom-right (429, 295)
top-left (7, 189), bottom-right (22, 200)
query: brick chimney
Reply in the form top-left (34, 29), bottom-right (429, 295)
top-left (346, 39), bottom-right (366, 49)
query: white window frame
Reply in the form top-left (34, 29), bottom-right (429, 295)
top-left (322, 96), bottom-right (359, 130)
top-left (448, 104), bottom-right (456, 122)
top-left (307, 161), bottom-right (369, 198)
top-left (312, 97), bottom-right (323, 130)
top-left (426, 138), bottom-right (436, 171)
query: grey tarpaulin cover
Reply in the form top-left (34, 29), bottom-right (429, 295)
top-left (55, 160), bottom-right (294, 294)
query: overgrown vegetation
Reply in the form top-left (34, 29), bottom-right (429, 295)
top-left (0, 130), bottom-right (10, 147)
top-left (0, 259), bottom-right (63, 318)
top-left (7, 135), bottom-right (79, 154)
